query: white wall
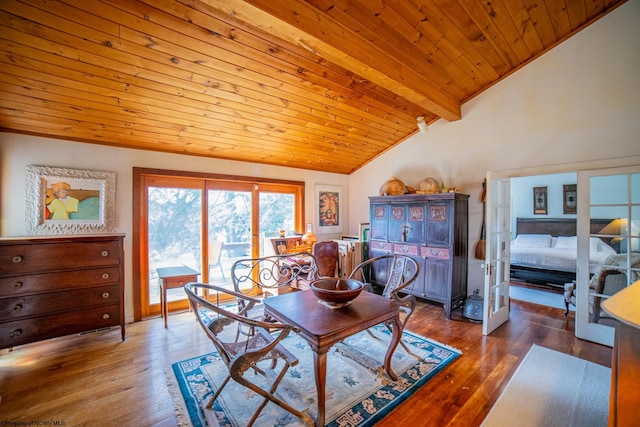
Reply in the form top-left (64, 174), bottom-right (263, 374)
top-left (511, 173), bottom-right (577, 221)
top-left (348, 1), bottom-right (640, 293)
top-left (0, 136), bottom-right (348, 321)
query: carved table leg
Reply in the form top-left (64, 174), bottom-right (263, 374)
top-left (313, 349), bottom-right (328, 427)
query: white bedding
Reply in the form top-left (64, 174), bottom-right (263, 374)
top-left (510, 234), bottom-right (617, 274)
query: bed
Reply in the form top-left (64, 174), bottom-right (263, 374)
top-left (509, 218), bottom-right (618, 289)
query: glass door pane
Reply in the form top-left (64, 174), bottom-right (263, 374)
top-left (259, 192), bottom-right (295, 257)
top-left (207, 188), bottom-right (252, 289)
top-left (148, 187), bottom-right (202, 305)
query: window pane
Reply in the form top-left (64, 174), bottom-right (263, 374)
top-left (260, 192), bottom-right (295, 236)
top-left (208, 189), bottom-right (252, 286)
top-left (148, 187), bottom-right (202, 304)
top-left (632, 173), bottom-right (640, 204)
top-left (590, 174), bottom-right (628, 204)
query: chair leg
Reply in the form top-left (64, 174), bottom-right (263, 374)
top-left (365, 329), bottom-right (381, 340)
top-left (592, 298), bottom-right (602, 323)
top-left (233, 362), bottom-right (314, 426)
top-left (383, 322), bottom-right (420, 360)
top-left (206, 374), bottom-right (231, 409)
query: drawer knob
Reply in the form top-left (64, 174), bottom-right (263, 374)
top-left (102, 273), bottom-right (110, 279)
top-left (100, 250), bottom-right (109, 257)
top-left (102, 313), bottom-right (110, 319)
top-left (102, 292), bottom-right (110, 299)
top-left (11, 329), bottom-right (22, 338)
top-left (12, 255), bottom-right (23, 263)
top-left (13, 281), bottom-right (23, 289)
top-left (13, 303), bottom-right (23, 312)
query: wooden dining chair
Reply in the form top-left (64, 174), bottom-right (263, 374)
top-left (296, 241), bottom-right (339, 290)
top-left (348, 254), bottom-right (420, 352)
top-left (230, 252), bottom-right (317, 320)
top-left (184, 282), bottom-right (313, 426)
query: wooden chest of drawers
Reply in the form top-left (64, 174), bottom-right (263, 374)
top-left (0, 234), bottom-right (125, 349)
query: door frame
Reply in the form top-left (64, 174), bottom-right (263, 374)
top-left (131, 167), bottom-right (304, 321)
top-left (483, 157), bottom-right (640, 337)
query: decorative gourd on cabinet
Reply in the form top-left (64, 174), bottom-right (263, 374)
top-left (0, 234), bottom-right (125, 349)
top-left (368, 193), bottom-right (469, 319)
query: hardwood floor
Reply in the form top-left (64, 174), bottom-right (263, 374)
top-left (0, 299), bottom-right (611, 426)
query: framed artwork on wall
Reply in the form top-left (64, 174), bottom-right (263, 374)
top-left (25, 165), bottom-right (116, 235)
top-left (563, 184), bottom-right (577, 214)
top-left (315, 184), bottom-right (342, 233)
top-left (533, 186), bottom-right (547, 215)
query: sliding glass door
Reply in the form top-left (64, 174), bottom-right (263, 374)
top-left (147, 177), bottom-right (203, 308)
top-left (133, 168), bottom-right (304, 320)
top-left (206, 182), bottom-right (253, 288)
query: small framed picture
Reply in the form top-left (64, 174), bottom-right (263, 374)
top-left (315, 184), bottom-right (342, 233)
top-left (533, 186), bottom-right (547, 215)
top-left (563, 184), bottom-right (577, 214)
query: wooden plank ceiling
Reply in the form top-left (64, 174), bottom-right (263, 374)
top-left (0, 0), bottom-right (625, 174)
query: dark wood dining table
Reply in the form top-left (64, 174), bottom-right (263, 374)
top-left (263, 289), bottom-right (402, 427)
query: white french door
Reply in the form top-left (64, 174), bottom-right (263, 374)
top-left (575, 166), bottom-right (640, 346)
top-left (482, 172), bottom-right (511, 335)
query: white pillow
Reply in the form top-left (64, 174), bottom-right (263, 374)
top-left (555, 236), bottom-right (577, 249)
top-left (513, 234), bottom-right (552, 248)
top-left (552, 236), bottom-right (611, 252)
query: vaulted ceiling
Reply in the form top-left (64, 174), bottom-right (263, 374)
top-left (0, 0), bottom-right (626, 174)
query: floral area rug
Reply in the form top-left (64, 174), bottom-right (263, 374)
top-left (168, 324), bottom-right (461, 427)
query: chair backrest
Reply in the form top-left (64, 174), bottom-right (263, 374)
top-left (312, 241), bottom-right (339, 277)
top-left (231, 252), bottom-right (317, 296)
top-left (184, 282), bottom-right (296, 367)
top-left (208, 242), bottom-right (224, 264)
top-left (349, 254), bottom-right (419, 298)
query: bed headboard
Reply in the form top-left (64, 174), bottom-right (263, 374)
top-left (515, 218), bottom-right (616, 238)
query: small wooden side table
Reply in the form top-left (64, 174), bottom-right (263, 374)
top-left (156, 266), bottom-right (199, 328)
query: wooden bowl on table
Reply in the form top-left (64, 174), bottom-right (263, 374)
top-left (310, 278), bottom-right (364, 307)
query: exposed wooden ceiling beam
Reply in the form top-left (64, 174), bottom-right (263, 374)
top-left (201, 0), bottom-right (462, 122)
